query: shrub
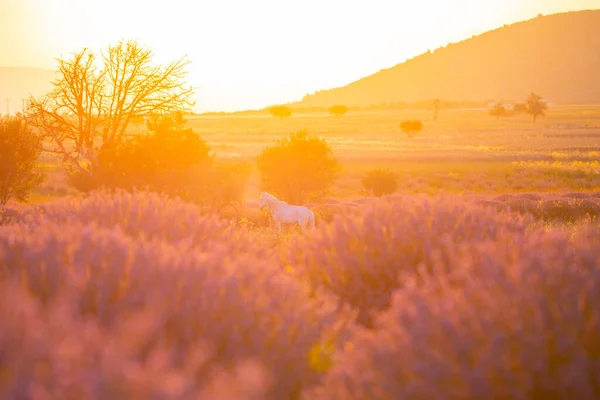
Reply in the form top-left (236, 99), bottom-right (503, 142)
top-left (361, 168), bottom-right (398, 197)
top-left (305, 227), bottom-right (600, 399)
top-left (269, 105), bottom-right (292, 119)
top-left (284, 195), bottom-right (531, 327)
top-left (540, 199), bottom-right (600, 222)
top-left (399, 120), bottom-right (423, 138)
top-left (489, 101), bottom-right (507, 119)
top-left (257, 130), bottom-right (339, 204)
top-left (69, 124), bottom-right (213, 194)
top-left (0, 116), bottom-right (44, 208)
top-left (328, 105), bottom-right (348, 117)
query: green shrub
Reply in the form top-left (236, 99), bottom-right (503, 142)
top-left (399, 120), bottom-right (423, 138)
top-left (269, 105), bottom-right (292, 119)
top-left (328, 105), bottom-right (348, 117)
top-left (67, 122), bottom-right (250, 211)
top-left (68, 124), bottom-right (212, 193)
top-left (361, 168), bottom-right (398, 197)
top-left (257, 130), bottom-right (339, 204)
top-left (0, 116), bottom-right (44, 208)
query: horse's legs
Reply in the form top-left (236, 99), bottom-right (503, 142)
top-left (299, 219), bottom-right (307, 231)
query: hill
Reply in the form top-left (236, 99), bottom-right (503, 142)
top-left (295, 10), bottom-right (600, 108)
top-left (0, 67), bottom-right (55, 114)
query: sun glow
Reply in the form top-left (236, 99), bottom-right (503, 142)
top-left (1, 0), bottom-right (598, 112)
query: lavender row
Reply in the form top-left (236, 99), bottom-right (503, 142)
top-left (0, 215), bottom-right (354, 399)
top-left (306, 226), bottom-right (600, 398)
top-left (284, 195), bottom-right (534, 327)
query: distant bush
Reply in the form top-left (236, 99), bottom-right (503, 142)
top-left (269, 105), bottom-right (292, 119)
top-left (305, 227), bottom-right (600, 399)
top-left (540, 198), bottom-right (600, 222)
top-left (489, 101), bottom-right (507, 119)
top-left (0, 116), bottom-right (44, 208)
top-left (257, 130), bottom-right (340, 204)
top-left (328, 105), bottom-right (348, 117)
top-left (399, 120), bottom-right (423, 138)
top-left (361, 168), bottom-right (399, 197)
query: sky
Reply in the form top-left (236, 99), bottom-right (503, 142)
top-left (1, 0), bottom-right (599, 112)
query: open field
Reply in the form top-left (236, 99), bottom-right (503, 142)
top-left (30, 105), bottom-right (600, 204)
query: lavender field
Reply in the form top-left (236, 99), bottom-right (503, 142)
top-left (1, 190), bottom-right (599, 399)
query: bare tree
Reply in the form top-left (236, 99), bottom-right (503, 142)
top-left (26, 39), bottom-right (195, 178)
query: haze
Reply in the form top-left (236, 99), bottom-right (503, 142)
top-left (1, 0), bottom-right (598, 112)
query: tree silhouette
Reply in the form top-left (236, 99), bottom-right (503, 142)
top-left (26, 39), bottom-right (195, 180)
top-left (489, 101), bottom-right (507, 120)
top-left (269, 105), bottom-right (292, 119)
top-left (328, 105), bottom-right (348, 117)
top-left (525, 92), bottom-right (548, 122)
top-left (400, 120), bottom-right (423, 138)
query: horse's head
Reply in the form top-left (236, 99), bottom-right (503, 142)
top-left (259, 192), bottom-right (269, 210)
top-left (260, 191), bottom-right (281, 210)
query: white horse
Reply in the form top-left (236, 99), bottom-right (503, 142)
top-left (259, 192), bottom-right (315, 232)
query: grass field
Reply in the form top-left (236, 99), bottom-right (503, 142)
top-left (31, 104), bottom-right (600, 204)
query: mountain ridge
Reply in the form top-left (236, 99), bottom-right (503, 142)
top-left (293, 9), bottom-right (600, 108)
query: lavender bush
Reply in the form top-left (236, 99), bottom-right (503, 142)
top-left (0, 280), bottom-right (272, 399)
top-left (2, 190), bottom-right (599, 398)
top-left (305, 226), bottom-right (600, 399)
top-left (0, 192), bottom-right (355, 399)
top-left (21, 189), bottom-right (263, 255)
top-left (285, 195), bottom-right (533, 326)
top-left (486, 192), bottom-right (600, 222)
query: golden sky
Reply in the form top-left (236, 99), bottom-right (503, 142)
top-left (1, 0), bottom-right (598, 112)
